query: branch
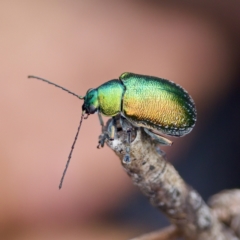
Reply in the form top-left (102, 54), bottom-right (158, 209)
top-left (103, 118), bottom-right (238, 240)
top-left (209, 189), bottom-right (240, 238)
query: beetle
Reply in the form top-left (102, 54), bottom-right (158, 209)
top-left (28, 72), bottom-right (197, 188)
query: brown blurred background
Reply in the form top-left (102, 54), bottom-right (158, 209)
top-left (0, 0), bottom-right (240, 239)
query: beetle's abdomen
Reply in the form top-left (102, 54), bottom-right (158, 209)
top-left (97, 79), bottom-right (124, 116)
top-left (120, 73), bottom-right (196, 136)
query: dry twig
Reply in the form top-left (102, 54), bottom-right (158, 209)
top-left (209, 189), bottom-right (240, 238)
top-left (103, 118), bottom-right (239, 240)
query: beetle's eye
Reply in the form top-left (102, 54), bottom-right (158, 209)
top-left (88, 105), bottom-right (97, 114)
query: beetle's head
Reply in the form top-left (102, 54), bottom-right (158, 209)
top-left (82, 88), bottom-right (99, 114)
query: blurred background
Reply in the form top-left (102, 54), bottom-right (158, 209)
top-left (0, 0), bottom-right (240, 239)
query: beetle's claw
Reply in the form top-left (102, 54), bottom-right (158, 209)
top-left (123, 154), bottom-right (131, 164)
top-left (97, 131), bottom-right (111, 149)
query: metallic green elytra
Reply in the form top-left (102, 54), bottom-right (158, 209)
top-left (29, 72), bottom-right (196, 188)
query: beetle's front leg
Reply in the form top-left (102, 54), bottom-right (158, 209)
top-left (97, 132), bottom-right (108, 148)
top-left (97, 111), bottom-right (106, 148)
top-left (98, 111), bottom-right (104, 129)
top-left (97, 116), bottom-right (117, 148)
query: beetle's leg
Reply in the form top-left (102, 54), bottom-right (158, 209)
top-left (97, 111), bottom-right (106, 148)
top-left (143, 128), bottom-right (172, 146)
top-left (109, 117), bottom-right (117, 140)
top-left (97, 117), bottom-right (117, 148)
top-left (98, 111), bottom-right (104, 128)
top-left (123, 129), bottom-right (131, 163)
top-left (120, 117), bottom-right (133, 163)
top-left (97, 132), bottom-right (109, 148)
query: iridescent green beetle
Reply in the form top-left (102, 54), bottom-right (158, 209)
top-left (29, 72), bottom-right (196, 188)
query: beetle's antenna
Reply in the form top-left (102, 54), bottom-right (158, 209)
top-left (28, 75), bottom-right (84, 99)
top-left (59, 111), bottom-right (85, 189)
